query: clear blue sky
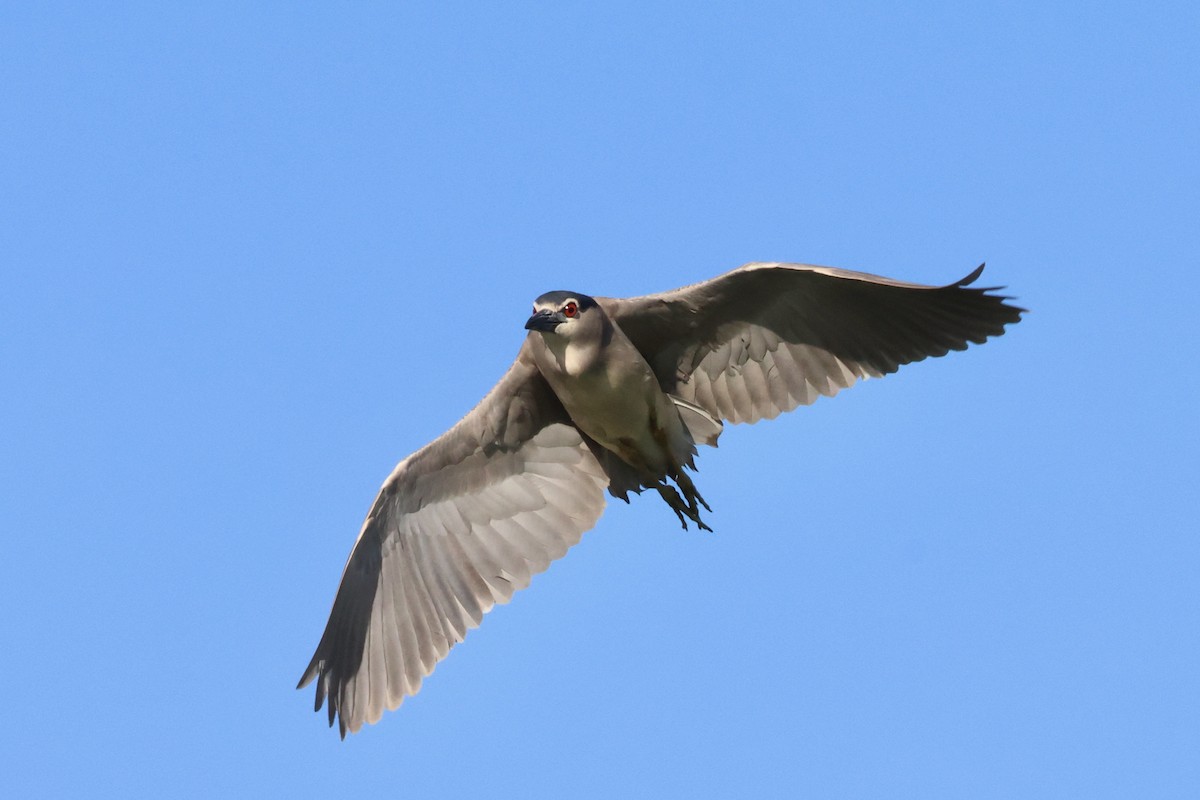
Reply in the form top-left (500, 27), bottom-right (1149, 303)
top-left (2, 2), bottom-right (1197, 797)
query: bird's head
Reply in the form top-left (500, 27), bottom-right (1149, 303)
top-left (525, 291), bottom-right (600, 339)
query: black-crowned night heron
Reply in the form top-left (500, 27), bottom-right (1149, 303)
top-left (298, 261), bottom-right (1024, 736)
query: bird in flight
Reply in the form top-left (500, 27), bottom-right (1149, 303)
top-left (298, 261), bottom-right (1024, 736)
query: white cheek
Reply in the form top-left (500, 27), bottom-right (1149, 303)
top-left (564, 341), bottom-right (588, 375)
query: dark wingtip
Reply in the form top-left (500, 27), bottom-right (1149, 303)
top-left (953, 262), bottom-right (1028, 323)
top-left (299, 659), bottom-right (346, 739)
top-left (297, 648), bottom-right (322, 690)
top-left (955, 262), bottom-right (987, 287)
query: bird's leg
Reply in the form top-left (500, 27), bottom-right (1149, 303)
top-left (654, 477), bottom-right (713, 532)
top-left (657, 482), bottom-right (696, 532)
top-left (674, 470), bottom-right (711, 515)
top-left (655, 482), bottom-right (690, 529)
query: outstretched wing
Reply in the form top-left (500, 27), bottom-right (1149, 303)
top-left (298, 339), bottom-right (609, 736)
top-left (605, 262), bottom-right (1024, 425)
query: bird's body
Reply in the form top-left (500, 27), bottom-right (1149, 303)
top-left (529, 304), bottom-right (673, 467)
top-left (299, 261), bottom-right (1024, 736)
top-left (528, 298), bottom-right (700, 509)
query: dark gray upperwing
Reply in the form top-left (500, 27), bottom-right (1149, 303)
top-left (298, 339), bottom-right (609, 736)
top-left (604, 263), bottom-right (1024, 425)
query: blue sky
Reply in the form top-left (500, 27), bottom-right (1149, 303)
top-left (2, 2), bottom-right (1197, 797)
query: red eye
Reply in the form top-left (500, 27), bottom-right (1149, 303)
top-left (563, 301), bottom-right (578, 318)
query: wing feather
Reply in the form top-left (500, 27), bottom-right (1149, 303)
top-left (298, 341), bottom-right (609, 736)
top-left (605, 262), bottom-right (1023, 425)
